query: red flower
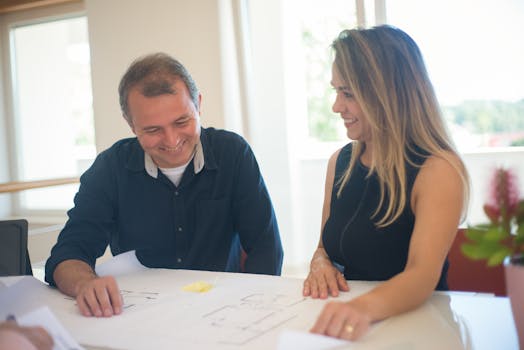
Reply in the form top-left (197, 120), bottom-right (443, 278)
top-left (483, 203), bottom-right (500, 224)
top-left (485, 168), bottom-right (520, 232)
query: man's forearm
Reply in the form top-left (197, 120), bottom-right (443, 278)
top-left (53, 260), bottom-right (97, 297)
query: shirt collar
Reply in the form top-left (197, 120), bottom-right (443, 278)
top-left (144, 139), bottom-right (205, 179)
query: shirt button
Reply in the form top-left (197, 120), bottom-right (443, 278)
top-left (174, 191), bottom-right (179, 196)
top-left (177, 258), bottom-right (182, 263)
top-left (178, 227), bottom-right (183, 232)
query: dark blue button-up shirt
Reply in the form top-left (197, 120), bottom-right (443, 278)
top-left (45, 127), bottom-right (283, 285)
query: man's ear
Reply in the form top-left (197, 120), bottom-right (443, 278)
top-left (126, 115), bottom-right (137, 134)
top-left (197, 93), bottom-right (202, 115)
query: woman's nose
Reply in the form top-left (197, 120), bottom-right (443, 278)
top-left (332, 95), bottom-right (343, 113)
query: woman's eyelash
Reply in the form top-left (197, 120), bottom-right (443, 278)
top-left (332, 87), bottom-right (354, 98)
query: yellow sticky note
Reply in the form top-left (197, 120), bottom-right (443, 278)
top-left (182, 281), bottom-right (213, 293)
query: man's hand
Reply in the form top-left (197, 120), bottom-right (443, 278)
top-left (303, 248), bottom-right (349, 299)
top-left (53, 260), bottom-right (123, 317)
top-left (75, 275), bottom-right (123, 317)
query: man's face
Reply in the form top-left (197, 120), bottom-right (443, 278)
top-left (128, 80), bottom-right (201, 168)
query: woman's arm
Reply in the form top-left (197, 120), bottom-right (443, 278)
top-left (303, 149), bottom-right (349, 298)
top-left (311, 153), bottom-right (465, 340)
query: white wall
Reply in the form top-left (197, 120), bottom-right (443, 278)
top-left (246, 0), bottom-right (297, 266)
top-left (85, 0), bottom-right (243, 151)
top-left (86, 0), bottom-right (299, 269)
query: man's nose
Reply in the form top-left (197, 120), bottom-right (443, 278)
top-left (164, 127), bottom-right (179, 145)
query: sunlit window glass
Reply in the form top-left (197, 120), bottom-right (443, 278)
top-left (386, 0), bottom-right (524, 150)
top-left (11, 16), bottom-right (95, 210)
top-left (295, 0), bottom-right (357, 143)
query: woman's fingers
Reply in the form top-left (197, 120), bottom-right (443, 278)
top-left (305, 260), bottom-right (348, 299)
top-left (310, 301), bottom-right (371, 341)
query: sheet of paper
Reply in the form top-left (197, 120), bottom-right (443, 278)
top-left (67, 269), bottom-right (370, 350)
top-left (17, 306), bottom-right (85, 350)
top-left (277, 330), bottom-right (349, 350)
top-left (0, 276), bottom-right (25, 289)
top-left (95, 250), bottom-right (147, 277)
top-left (0, 276), bottom-right (62, 319)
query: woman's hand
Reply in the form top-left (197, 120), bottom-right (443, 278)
top-left (310, 300), bottom-right (371, 341)
top-left (303, 248), bottom-right (349, 299)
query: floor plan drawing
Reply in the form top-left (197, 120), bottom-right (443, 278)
top-left (202, 293), bottom-right (307, 345)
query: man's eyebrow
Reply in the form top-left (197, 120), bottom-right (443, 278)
top-left (140, 126), bottom-right (160, 132)
top-left (174, 114), bottom-right (192, 121)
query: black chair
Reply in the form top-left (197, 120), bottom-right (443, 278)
top-left (0, 219), bottom-right (33, 276)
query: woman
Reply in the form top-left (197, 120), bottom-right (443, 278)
top-left (303, 25), bottom-right (469, 341)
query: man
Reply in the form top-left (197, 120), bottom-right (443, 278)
top-left (45, 53), bottom-right (283, 318)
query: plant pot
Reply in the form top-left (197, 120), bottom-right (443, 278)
top-left (505, 256), bottom-right (524, 349)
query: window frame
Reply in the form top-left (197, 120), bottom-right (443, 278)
top-left (0, 1), bottom-right (88, 217)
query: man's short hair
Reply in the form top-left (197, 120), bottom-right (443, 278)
top-left (118, 52), bottom-right (200, 123)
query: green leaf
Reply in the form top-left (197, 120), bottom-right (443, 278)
top-left (464, 226), bottom-right (489, 242)
top-left (483, 227), bottom-right (508, 241)
top-left (461, 242), bottom-right (499, 260)
top-left (516, 225), bottom-right (524, 244)
top-left (487, 247), bottom-right (512, 266)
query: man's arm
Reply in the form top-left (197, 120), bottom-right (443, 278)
top-left (232, 141), bottom-right (283, 275)
top-left (54, 259), bottom-right (123, 317)
top-left (45, 145), bottom-right (124, 288)
top-left (45, 148), bottom-right (121, 318)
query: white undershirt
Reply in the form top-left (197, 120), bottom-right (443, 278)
top-left (144, 140), bottom-right (205, 179)
top-left (159, 156), bottom-right (193, 187)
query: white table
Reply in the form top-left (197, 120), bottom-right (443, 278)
top-left (0, 269), bottom-right (519, 350)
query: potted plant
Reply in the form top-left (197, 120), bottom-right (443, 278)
top-left (461, 167), bottom-right (524, 348)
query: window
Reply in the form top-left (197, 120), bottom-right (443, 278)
top-left (4, 12), bottom-right (95, 212)
top-left (297, 0), bottom-right (357, 143)
top-left (247, 1), bottom-right (524, 273)
top-left (293, 0), bottom-right (524, 151)
top-left (386, 0), bottom-right (524, 151)
top-left (383, 0), bottom-right (524, 224)
top-left (280, 0), bottom-right (359, 160)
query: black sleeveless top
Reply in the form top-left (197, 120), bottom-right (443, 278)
top-left (322, 143), bottom-right (449, 290)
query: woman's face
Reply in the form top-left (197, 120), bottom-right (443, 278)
top-left (331, 64), bottom-right (371, 143)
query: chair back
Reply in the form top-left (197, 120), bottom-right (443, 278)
top-left (0, 219), bottom-right (33, 276)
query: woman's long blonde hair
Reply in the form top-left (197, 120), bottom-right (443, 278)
top-left (333, 25), bottom-right (469, 227)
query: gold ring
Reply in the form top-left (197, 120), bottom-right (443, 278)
top-left (345, 324), bottom-right (354, 333)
